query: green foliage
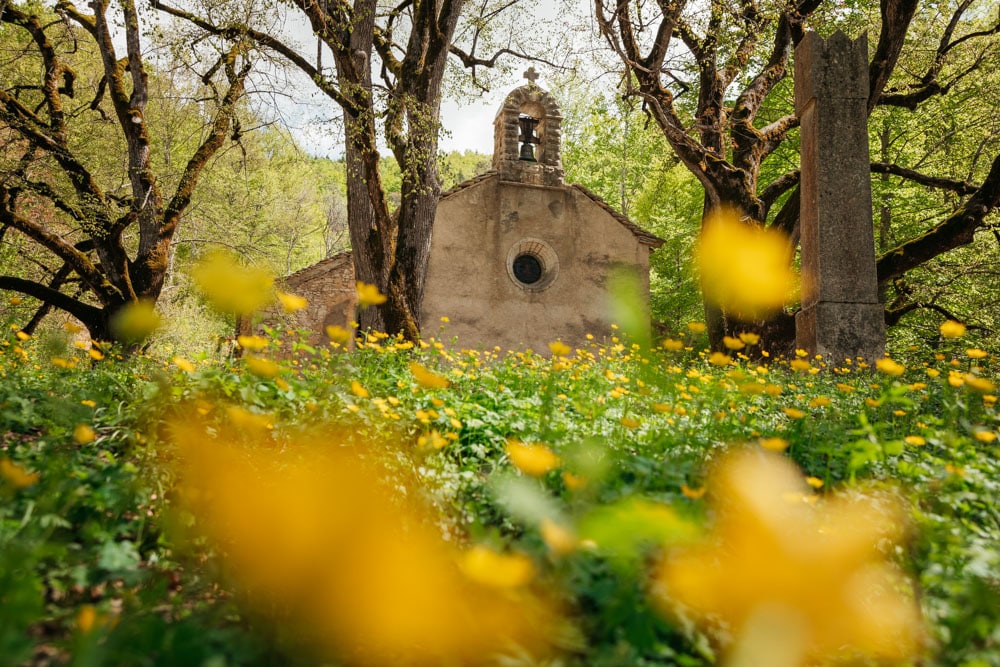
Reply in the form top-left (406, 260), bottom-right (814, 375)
top-left (1, 321), bottom-right (999, 665)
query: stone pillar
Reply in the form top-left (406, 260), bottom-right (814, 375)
top-left (794, 31), bottom-right (885, 363)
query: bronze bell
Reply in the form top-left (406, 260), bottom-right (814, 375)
top-left (518, 115), bottom-right (540, 162)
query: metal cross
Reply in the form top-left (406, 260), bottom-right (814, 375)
top-left (523, 67), bottom-right (539, 84)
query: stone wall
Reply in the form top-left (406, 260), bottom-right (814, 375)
top-left (420, 174), bottom-right (661, 352)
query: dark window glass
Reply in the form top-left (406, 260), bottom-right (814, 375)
top-left (512, 254), bottom-right (543, 284)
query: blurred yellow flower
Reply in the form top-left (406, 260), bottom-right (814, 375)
top-left (723, 336), bottom-right (745, 351)
top-left (548, 340), bottom-right (571, 357)
top-left (80, 400), bottom-right (96, 408)
top-left (409, 362), bottom-right (450, 389)
top-left (939, 320), bottom-right (966, 338)
top-left (681, 484), bottom-right (707, 499)
top-left (417, 430), bottom-right (448, 450)
top-left (237, 335), bottom-right (268, 351)
top-left (173, 357), bottom-right (196, 373)
top-left (244, 355), bottom-right (282, 379)
top-left (459, 546), bottom-right (536, 588)
top-left (654, 451), bottom-right (922, 665)
top-left (738, 332), bottom-right (760, 345)
top-left (15, 330), bottom-right (29, 341)
top-left (662, 338), bottom-right (684, 351)
top-left (805, 476), bottom-right (824, 489)
top-left (782, 407), bottom-right (806, 419)
top-left (620, 416), bottom-right (641, 429)
top-left (540, 518), bottom-right (578, 556)
top-left (904, 435), bottom-right (926, 446)
top-left (325, 325), bottom-right (352, 344)
top-left (687, 322), bottom-right (707, 334)
top-left (88, 348), bottom-right (104, 361)
top-left (356, 282), bottom-right (387, 307)
top-left (169, 419), bottom-right (556, 664)
top-left (966, 348), bottom-right (988, 359)
top-left (708, 351), bottom-right (731, 366)
top-left (808, 396), bottom-right (831, 408)
top-left (191, 252), bottom-right (275, 315)
top-left (760, 437), bottom-right (790, 451)
top-left (875, 358), bottom-right (905, 376)
top-left (973, 430), bottom-right (997, 442)
top-left (506, 440), bottom-right (560, 476)
top-left (562, 471), bottom-right (587, 490)
top-left (964, 374), bottom-right (995, 393)
top-left (110, 299), bottom-right (161, 343)
top-left (696, 207), bottom-right (798, 319)
top-left (789, 359), bottom-right (811, 372)
top-left (73, 424), bottom-right (96, 444)
top-left (0, 458), bottom-right (39, 488)
top-left (277, 291), bottom-right (308, 313)
top-left (350, 381), bottom-right (369, 398)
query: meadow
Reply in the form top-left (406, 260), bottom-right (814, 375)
top-left (1, 307), bottom-right (998, 667)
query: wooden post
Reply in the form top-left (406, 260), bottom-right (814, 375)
top-left (794, 31), bottom-right (885, 364)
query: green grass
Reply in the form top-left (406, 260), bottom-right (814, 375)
top-left (1, 326), bottom-right (998, 666)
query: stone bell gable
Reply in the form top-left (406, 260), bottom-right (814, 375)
top-left (492, 69), bottom-right (564, 187)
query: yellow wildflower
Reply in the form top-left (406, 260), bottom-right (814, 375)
top-left (723, 336), bottom-right (745, 351)
top-left (74, 424), bottom-right (96, 445)
top-left (350, 381), bottom-right (369, 399)
top-left (506, 440), bottom-right (560, 476)
top-left (760, 437), bottom-right (790, 451)
top-left (655, 451), bottom-right (922, 664)
top-left (696, 207), bottom-right (798, 319)
top-left (904, 435), bottom-right (926, 446)
top-left (417, 431), bottom-right (448, 450)
top-left (562, 471), bottom-right (587, 490)
top-left (808, 396), bottom-right (831, 408)
top-left (540, 518), bottom-right (578, 556)
top-left (782, 407), bottom-right (806, 419)
top-left (662, 338), bottom-right (684, 351)
top-left (875, 357), bottom-right (905, 376)
top-left (805, 476), bottom-right (824, 489)
top-left (15, 330), bottom-right (29, 341)
top-left (964, 374), bottom-right (996, 393)
top-left (548, 340), bottom-right (571, 357)
top-left (409, 362), bottom-right (450, 389)
top-left (738, 332), bottom-right (760, 345)
top-left (681, 484), bottom-right (707, 499)
top-left (326, 325), bottom-right (352, 344)
top-left (966, 348), bottom-right (988, 359)
top-left (173, 357), bottom-right (196, 373)
top-left (277, 291), bottom-right (308, 313)
top-left (459, 546), bottom-right (535, 588)
top-left (708, 351), bottom-right (731, 366)
top-left (88, 348), bottom-right (104, 361)
top-left (244, 355), bottom-right (282, 379)
top-left (939, 320), bottom-right (966, 338)
top-left (620, 416), bottom-right (641, 429)
top-left (191, 252), bottom-right (275, 315)
top-left (973, 430), bottom-right (997, 443)
top-left (237, 335), bottom-right (269, 351)
top-left (80, 400), bottom-right (97, 408)
top-left (687, 322), bottom-right (707, 334)
top-left (110, 299), bottom-right (161, 342)
top-left (0, 458), bottom-right (39, 488)
top-left (356, 282), bottom-right (387, 307)
top-left (789, 359), bottom-right (811, 372)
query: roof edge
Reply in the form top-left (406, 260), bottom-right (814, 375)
top-left (569, 183), bottom-right (666, 248)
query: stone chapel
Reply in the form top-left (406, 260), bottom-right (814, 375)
top-left (270, 73), bottom-right (664, 351)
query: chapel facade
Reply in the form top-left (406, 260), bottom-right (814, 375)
top-left (263, 73), bottom-right (663, 352)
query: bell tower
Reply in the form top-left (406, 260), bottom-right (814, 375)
top-left (492, 67), bottom-right (564, 187)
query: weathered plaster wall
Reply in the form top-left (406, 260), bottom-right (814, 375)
top-left (420, 174), bottom-right (652, 352)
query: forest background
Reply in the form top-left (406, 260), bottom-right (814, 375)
top-left (1, 0), bottom-right (998, 355)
